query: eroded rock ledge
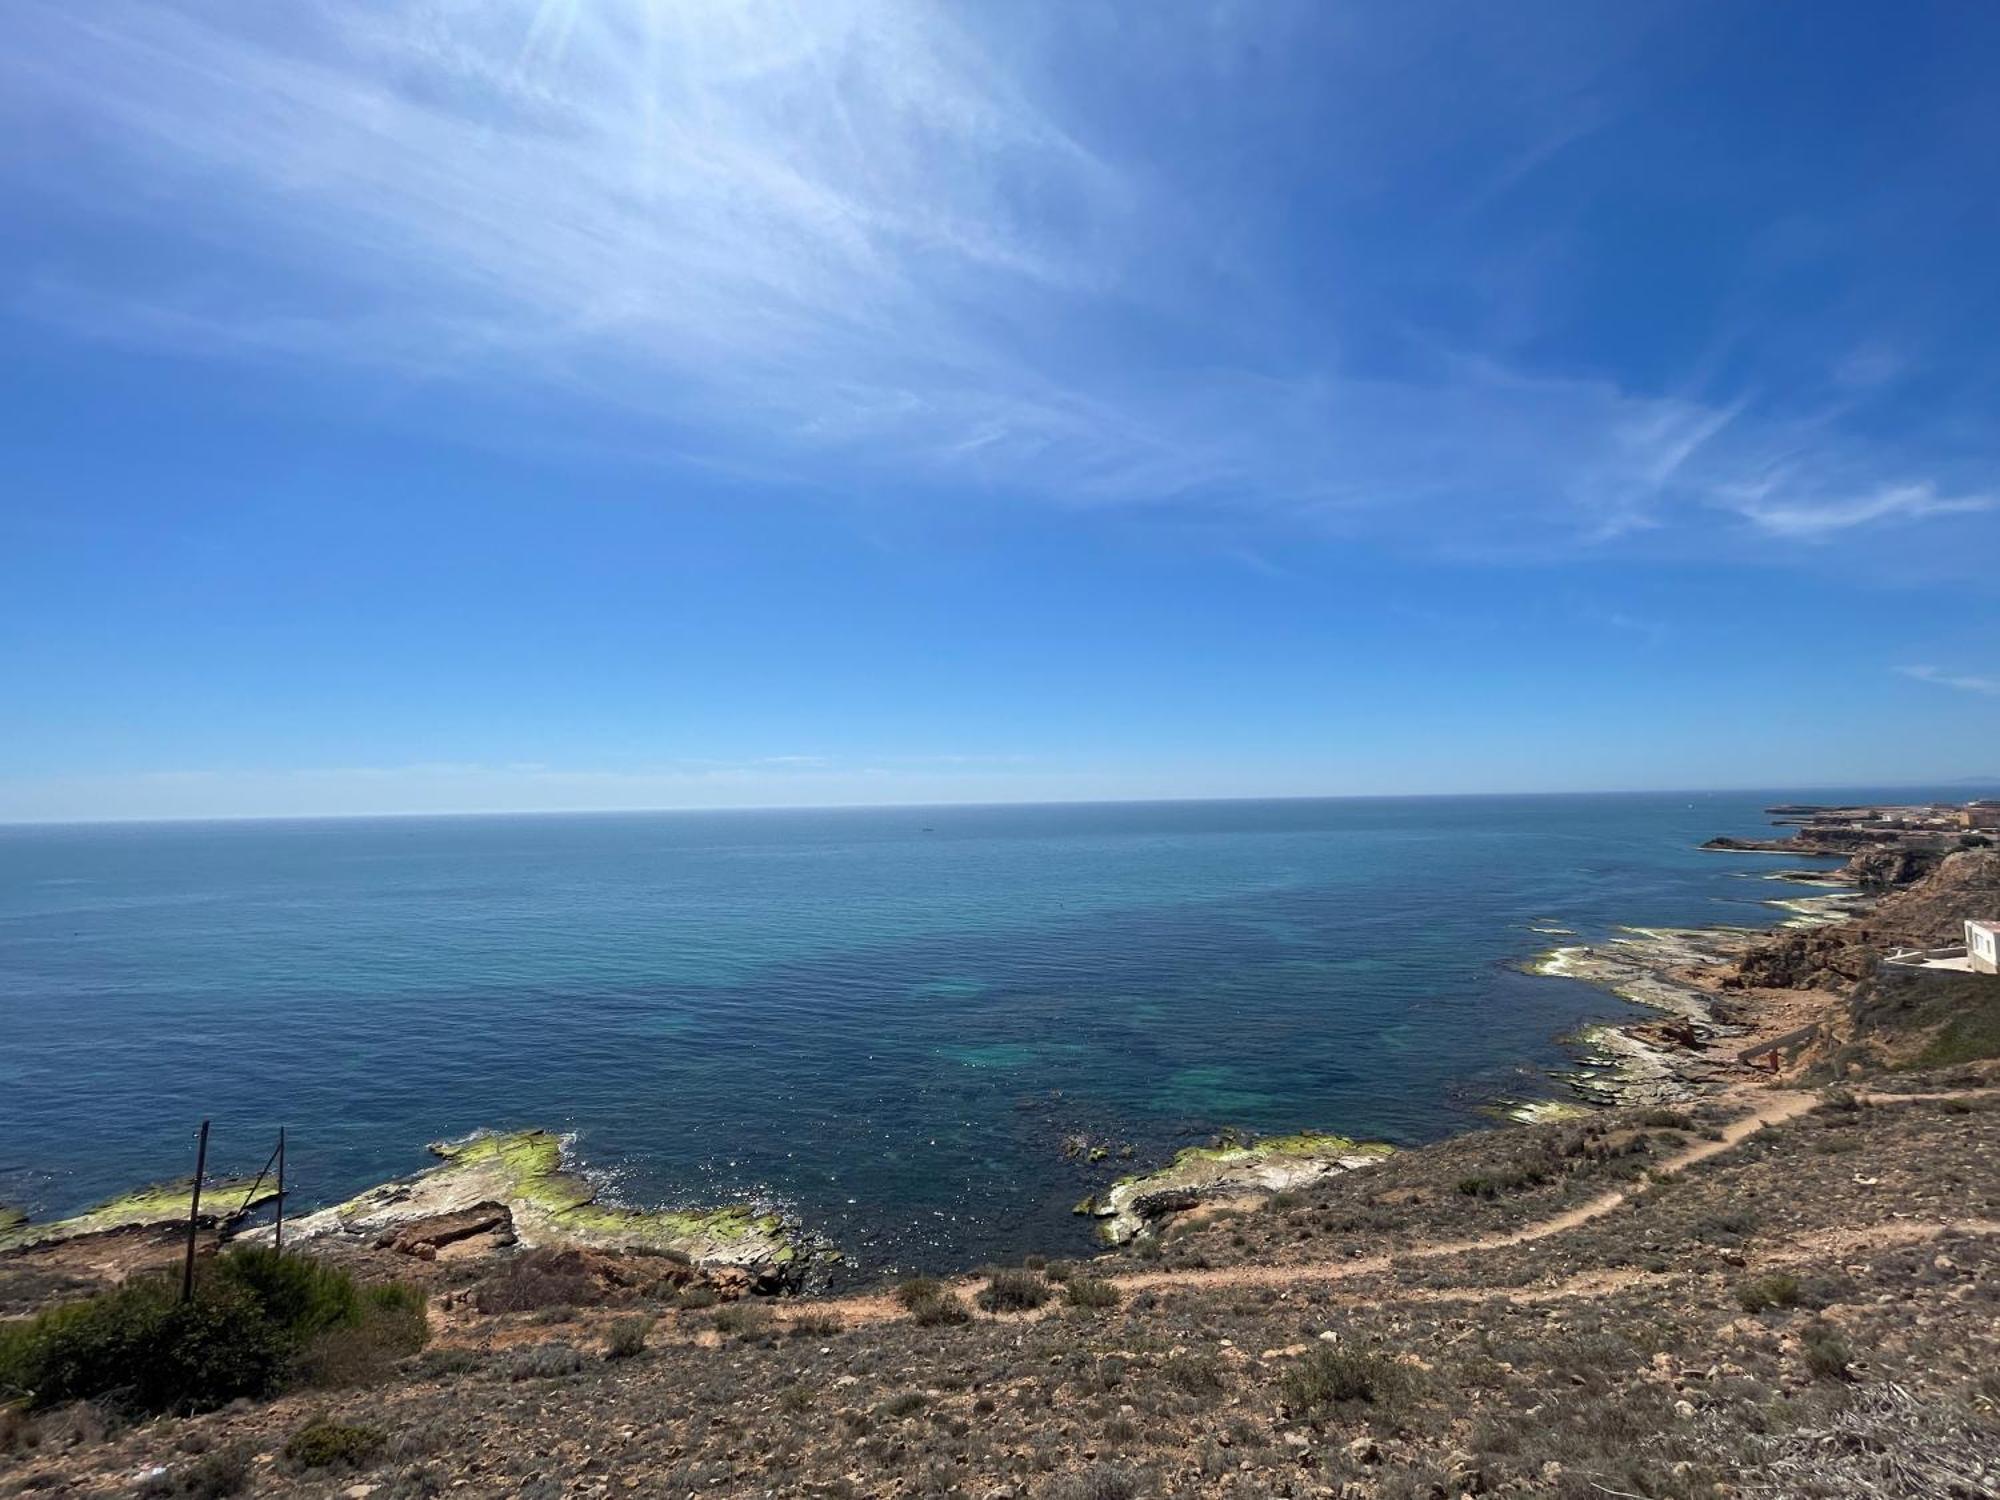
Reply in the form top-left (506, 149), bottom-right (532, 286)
top-left (1075, 1131), bottom-right (1393, 1244)
top-left (0, 1178), bottom-right (279, 1255)
top-left (238, 1130), bottom-right (820, 1292)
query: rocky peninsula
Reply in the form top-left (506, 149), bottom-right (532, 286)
top-left (1527, 800), bottom-right (2000, 1113)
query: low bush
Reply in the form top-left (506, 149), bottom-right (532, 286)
top-left (1635, 1108), bottom-right (1695, 1131)
top-left (471, 1247), bottom-right (600, 1315)
top-left (877, 1391), bottom-right (929, 1419)
top-left (1735, 1273), bottom-right (1802, 1314)
top-left (1162, 1354), bottom-right (1226, 1394)
top-left (787, 1312), bottom-right (842, 1339)
top-left (977, 1269), bottom-right (1051, 1314)
top-left (604, 1315), bottom-right (652, 1360)
top-left (294, 1283), bottom-right (429, 1390)
top-left (1064, 1277), bottom-right (1121, 1310)
top-left (712, 1302), bottom-right (772, 1338)
top-left (0, 1250), bottom-right (424, 1415)
top-left (908, 1292), bottom-right (970, 1327)
top-left (284, 1418), bottom-right (385, 1470)
top-left (674, 1286), bottom-right (719, 1311)
top-left (1455, 1163), bottom-right (1552, 1198)
top-left (893, 1276), bottom-right (944, 1310)
top-left (1281, 1346), bottom-right (1410, 1415)
top-left (505, 1343), bottom-right (584, 1381)
top-left (1801, 1322), bottom-right (1852, 1381)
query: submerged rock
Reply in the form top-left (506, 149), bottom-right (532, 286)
top-left (1079, 1132), bottom-right (1391, 1244)
top-left (246, 1130), bottom-right (811, 1288)
top-left (0, 1177), bottom-right (279, 1254)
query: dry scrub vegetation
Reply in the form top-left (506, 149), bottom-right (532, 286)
top-left (2, 1085), bottom-right (1994, 1499)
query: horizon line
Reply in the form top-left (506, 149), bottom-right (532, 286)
top-left (5, 778), bottom-right (1997, 831)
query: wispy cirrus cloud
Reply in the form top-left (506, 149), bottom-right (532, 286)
top-left (1, 0), bottom-right (1989, 558)
top-left (1720, 481), bottom-right (1994, 540)
top-left (1899, 665), bottom-right (2000, 698)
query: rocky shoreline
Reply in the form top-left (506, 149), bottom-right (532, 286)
top-left (1522, 799), bottom-right (1998, 1116)
top-left (6, 800), bottom-right (1990, 1295)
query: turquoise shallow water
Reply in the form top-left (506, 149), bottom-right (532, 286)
top-left (0, 790), bottom-right (1958, 1276)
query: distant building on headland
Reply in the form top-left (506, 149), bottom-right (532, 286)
top-left (1958, 800), bottom-right (2000, 832)
top-left (1884, 919), bottom-right (2000, 977)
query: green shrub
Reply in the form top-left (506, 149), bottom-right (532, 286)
top-left (0, 1251), bottom-right (424, 1415)
top-left (1064, 1277), bottom-right (1121, 1310)
top-left (1800, 1323), bottom-right (1852, 1381)
top-left (295, 1283), bottom-right (429, 1390)
top-left (604, 1315), bottom-right (652, 1360)
top-left (712, 1302), bottom-right (772, 1338)
top-left (893, 1276), bottom-right (945, 1310)
top-left (877, 1391), bottom-right (928, 1419)
top-left (0, 1274), bottom-right (283, 1414)
top-left (1735, 1273), bottom-right (1802, 1313)
top-left (214, 1248), bottom-right (358, 1341)
top-left (907, 1292), bottom-right (970, 1327)
top-left (977, 1269), bottom-right (1050, 1313)
top-left (1162, 1354), bottom-right (1226, 1394)
top-left (505, 1343), bottom-right (584, 1380)
top-left (674, 1286), bottom-right (719, 1311)
top-left (283, 1418), bottom-right (384, 1470)
top-left (1281, 1346), bottom-right (1409, 1415)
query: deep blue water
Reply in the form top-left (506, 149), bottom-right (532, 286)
top-left (0, 790), bottom-right (1969, 1276)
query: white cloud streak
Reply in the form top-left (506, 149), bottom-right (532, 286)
top-left (1899, 665), bottom-right (2000, 698)
top-left (0, 0), bottom-right (1986, 554)
top-left (1721, 482), bottom-right (1993, 540)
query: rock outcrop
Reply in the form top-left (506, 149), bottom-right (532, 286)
top-left (1843, 846), bottom-right (1943, 892)
top-left (1077, 1132), bottom-right (1391, 1244)
top-left (1726, 851), bottom-right (2000, 991)
top-left (245, 1130), bottom-right (813, 1291)
top-left (0, 1178), bottom-right (280, 1255)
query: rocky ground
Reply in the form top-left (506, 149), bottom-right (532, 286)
top-left (3, 1077), bottom-right (1995, 1499)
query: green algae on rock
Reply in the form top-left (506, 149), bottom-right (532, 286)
top-left (0, 1177), bottom-right (279, 1254)
top-left (1080, 1131), bottom-right (1392, 1244)
top-left (257, 1129), bottom-right (806, 1282)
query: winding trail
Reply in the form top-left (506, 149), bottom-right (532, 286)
top-left (758, 1086), bottom-right (1992, 1331)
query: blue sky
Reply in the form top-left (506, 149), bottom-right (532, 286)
top-left (3, 0), bottom-right (1997, 820)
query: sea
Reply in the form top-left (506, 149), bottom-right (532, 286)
top-left (0, 788), bottom-right (1982, 1278)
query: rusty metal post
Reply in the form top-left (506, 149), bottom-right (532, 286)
top-left (181, 1119), bottom-right (210, 1303)
top-left (274, 1127), bottom-right (286, 1253)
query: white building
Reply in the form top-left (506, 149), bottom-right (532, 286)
top-left (1885, 918), bottom-right (2000, 977)
top-left (1970, 919), bottom-right (1999, 975)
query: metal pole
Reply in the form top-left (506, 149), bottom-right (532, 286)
top-left (181, 1119), bottom-right (210, 1303)
top-left (274, 1127), bottom-right (286, 1253)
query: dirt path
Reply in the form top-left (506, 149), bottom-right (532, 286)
top-left (755, 1085), bottom-right (1992, 1331)
top-left (426, 1084), bottom-right (1995, 1353)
